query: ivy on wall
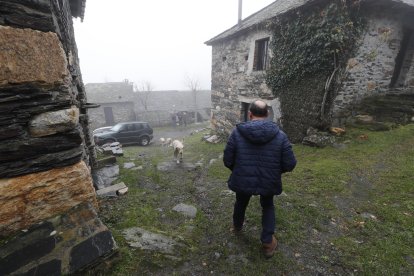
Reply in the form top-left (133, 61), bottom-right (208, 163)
top-left (266, 0), bottom-right (365, 96)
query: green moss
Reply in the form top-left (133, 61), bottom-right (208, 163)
top-left (266, 0), bottom-right (365, 93)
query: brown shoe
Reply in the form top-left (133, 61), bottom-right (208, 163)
top-left (230, 225), bottom-right (243, 234)
top-left (262, 236), bottom-right (277, 258)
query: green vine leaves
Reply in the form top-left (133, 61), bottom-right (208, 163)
top-left (266, 0), bottom-right (365, 96)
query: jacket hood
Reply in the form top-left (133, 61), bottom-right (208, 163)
top-left (237, 120), bottom-right (279, 144)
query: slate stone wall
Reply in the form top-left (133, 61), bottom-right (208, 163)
top-left (332, 8), bottom-right (414, 124)
top-left (0, 202), bottom-right (116, 275)
top-left (209, 5), bottom-right (414, 141)
top-left (0, 0), bottom-right (116, 274)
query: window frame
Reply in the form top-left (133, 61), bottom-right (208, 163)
top-left (253, 37), bottom-right (270, 71)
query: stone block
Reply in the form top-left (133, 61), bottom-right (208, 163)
top-left (0, 1), bottom-right (54, 32)
top-left (69, 231), bottom-right (115, 273)
top-left (367, 81), bottom-right (377, 91)
top-left (25, 259), bottom-right (62, 276)
top-left (0, 161), bottom-right (97, 235)
top-left (0, 203), bottom-right (117, 275)
top-left (116, 187), bottom-right (129, 196)
top-left (29, 106), bottom-right (79, 137)
top-left (0, 236), bottom-right (56, 275)
top-left (96, 156), bottom-right (117, 169)
top-left (96, 182), bottom-right (127, 197)
top-left (0, 26), bottom-right (69, 87)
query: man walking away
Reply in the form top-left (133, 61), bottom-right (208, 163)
top-left (223, 100), bottom-right (296, 258)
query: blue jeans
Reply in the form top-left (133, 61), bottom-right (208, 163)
top-left (233, 192), bottom-right (275, 243)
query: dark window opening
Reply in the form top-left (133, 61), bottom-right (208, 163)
top-left (222, 56), bottom-right (227, 62)
top-left (253, 38), bottom-right (269, 71)
top-left (245, 55), bottom-right (249, 61)
top-left (390, 28), bottom-right (414, 87)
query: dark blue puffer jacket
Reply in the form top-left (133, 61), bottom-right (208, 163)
top-left (223, 120), bottom-right (296, 196)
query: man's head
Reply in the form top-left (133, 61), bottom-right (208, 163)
top-left (249, 100), bottom-right (268, 120)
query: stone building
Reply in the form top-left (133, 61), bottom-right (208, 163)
top-left (86, 82), bottom-right (212, 129)
top-left (205, 0), bottom-right (414, 142)
top-left (86, 81), bottom-right (137, 129)
top-left (0, 1), bottom-right (116, 274)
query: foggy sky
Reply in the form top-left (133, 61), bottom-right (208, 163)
top-left (73, 0), bottom-right (275, 90)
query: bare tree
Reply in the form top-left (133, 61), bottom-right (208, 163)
top-left (134, 80), bottom-right (154, 112)
top-left (184, 75), bottom-right (200, 123)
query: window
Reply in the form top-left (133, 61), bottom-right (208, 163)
top-left (253, 38), bottom-right (270, 71)
top-left (126, 124), bottom-right (135, 131)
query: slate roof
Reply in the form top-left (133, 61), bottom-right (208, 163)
top-left (70, 0), bottom-right (86, 20)
top-left (205, 0), bottom-right (414, 46)
top-left (205, 0), bottom-right (312, 45)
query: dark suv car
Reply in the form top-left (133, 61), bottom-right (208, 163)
top-left (94, 122), bottom-right (153, 146)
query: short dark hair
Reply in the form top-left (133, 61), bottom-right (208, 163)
top-left (249, 100), bottom-right (268, 117)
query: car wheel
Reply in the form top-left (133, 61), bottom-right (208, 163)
top-left (140, 136), bottom-right (150, 146)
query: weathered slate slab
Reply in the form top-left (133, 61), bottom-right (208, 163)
top-left (0, 84), bottom-right (72, 130)
top-left (96, 182), bottom-right (127, 197)
top-left (0, 126), bottom-right (85, 178)
top-left (0, 0), bottom-right (54, 32)
top-left (0, 146), bottom-right (83, 179)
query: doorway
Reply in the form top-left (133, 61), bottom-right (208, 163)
top-left (104, 107), bottom-right (115, 125)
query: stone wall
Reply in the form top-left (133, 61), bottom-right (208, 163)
top-left (88, 102), bottom-right (136, 130)
top-left (86, 85), bottom-right (212, 129)
top-left (332, 8), bottom-right (414, 123)
top-left (0, 0), bottom-right (116, 274)
top-left (210, 28), bottom-right (281, 137)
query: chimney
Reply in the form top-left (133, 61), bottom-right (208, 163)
top-left (238, 0), bottom-right (242, 27)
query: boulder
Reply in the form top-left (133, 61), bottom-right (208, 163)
top-left (122, 227), bottom-right (183, 254)
top-left (302, 132), bottom-right (336, 148)
top-left (172, 203), bottom-right (197, 218)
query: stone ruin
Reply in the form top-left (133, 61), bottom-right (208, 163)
top-left (0, 1), bottom-right (117, 274)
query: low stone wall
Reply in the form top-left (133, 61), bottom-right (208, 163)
top-left (354, 92), bottom-right (414, 124)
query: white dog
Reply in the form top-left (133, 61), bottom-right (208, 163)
top-left (159, 137), bottom-right (172, 147)
top-left (171, 139), bottom-right (184, 164)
